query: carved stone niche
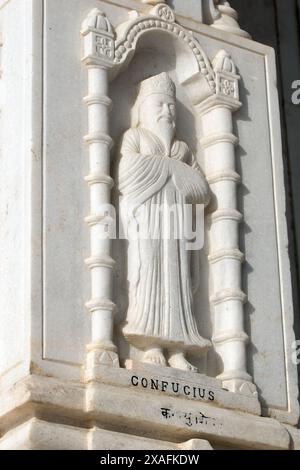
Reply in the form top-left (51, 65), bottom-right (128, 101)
top-left (81, 2), bottom-right (259, 408)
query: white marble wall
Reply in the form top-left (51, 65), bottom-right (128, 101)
top-left (0, 0), bottom-right (298, 430)
top-left (0, 0), bottom-right (32, 390)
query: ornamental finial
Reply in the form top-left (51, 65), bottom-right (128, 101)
top-left (213, 49), bottom-right (236, 74)
top-left (81, 8), bottom-right (113, 34)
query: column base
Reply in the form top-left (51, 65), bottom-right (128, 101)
top-left (212, 5), bottom-right (251, 39)
top-left (218, 371), bottom-right (258, 397)
top-left (84, 343), bottom-right (120, 382)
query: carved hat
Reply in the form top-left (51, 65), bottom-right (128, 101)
top-left (137, 72), bottom-right (176, 101)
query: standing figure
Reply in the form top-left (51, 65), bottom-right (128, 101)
top-left (117, 73), bottom-right (211, 372)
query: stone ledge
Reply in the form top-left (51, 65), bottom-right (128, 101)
top-left (122, 360), bottom-right (260, 415)
top-left (284, 425), bottom-right (300, 450)
top-left (0, 418), bottom-right (213, 450)
top-left (0, 374), bottom-right (293, 449)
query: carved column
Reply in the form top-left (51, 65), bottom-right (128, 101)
top-left (81, 9), bottom-right (119, 380)
top-left (184, 51), bottom-right (256, 396)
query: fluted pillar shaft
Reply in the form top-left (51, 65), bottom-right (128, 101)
top-left (198, 98), bottom-right (251, 392)
top-left (182, 52), bottom-right (257, 396)
top-left (81, 10), bottom-right (119, 380)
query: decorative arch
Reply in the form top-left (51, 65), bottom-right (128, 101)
top-left (113, 13), bottom-right (215, 93)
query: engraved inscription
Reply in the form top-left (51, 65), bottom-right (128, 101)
top-left (130, 374), bottom-right (216, 402)
top-left (160, 408), bottom-right (219, 428)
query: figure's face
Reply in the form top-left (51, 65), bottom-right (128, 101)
top-left (139, 93), bottom-right (176, 133)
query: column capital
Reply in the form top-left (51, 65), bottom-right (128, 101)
top-left (182, 50), bottom-right (241, 112)
top-left (195, 94), bottom-right (242, 116)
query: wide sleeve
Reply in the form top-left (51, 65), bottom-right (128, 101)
top-left (117, 128), bottom-right (169, 208)
top-left (190, 153), bottom-right (211, 207)
top-left (171, 145), bottom-right (211, 207)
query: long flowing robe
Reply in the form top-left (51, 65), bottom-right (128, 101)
top-left (117, 127), bottom-right (211, 352)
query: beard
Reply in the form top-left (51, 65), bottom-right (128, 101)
top-left (141, 114), bottom-right (176, 153)
top-left (150, 119), bottom-right (175, 156)
top-left (155, 117), bottom-right (175, 141)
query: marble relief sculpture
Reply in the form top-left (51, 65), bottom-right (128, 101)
top-left (82, 6), bottom-right (257, 396)
top-left (117, 73), bottom-right (211, 372)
